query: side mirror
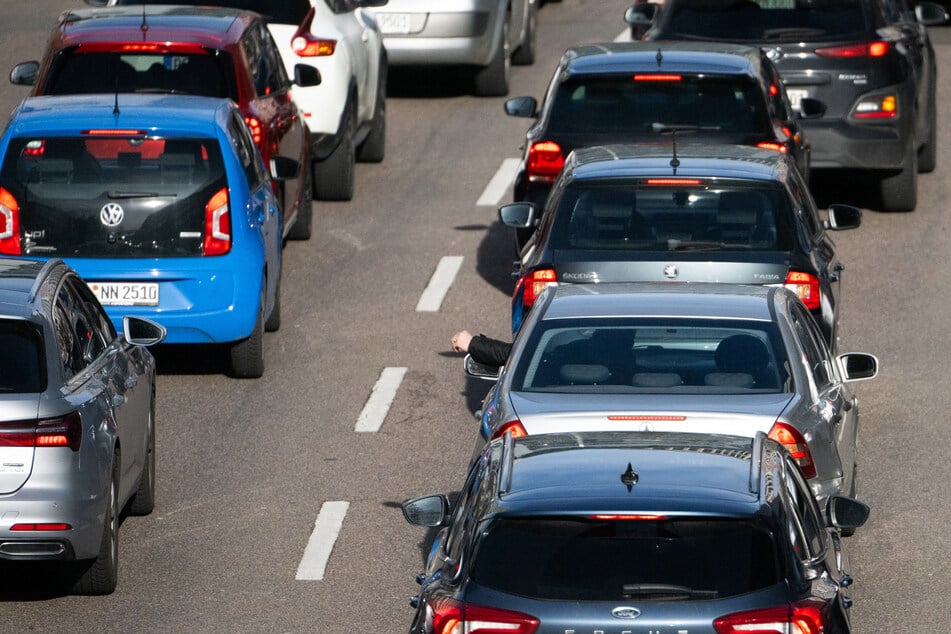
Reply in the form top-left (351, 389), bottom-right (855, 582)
top-left (294, 64), bottom-right (321, 87)
top-left (838, 352), bottom-right (878, 381)
top-left (797, 97), bottom-right (826, 120)
top-left (10, 61), bottom-right (39, 87)
top-left (123, 316), bottom-right (167, 347)
top-left (825, 495), bottom-right (870, 532)
top-left (401, 494), bottom-right (451, 527)
top-left (624, 3), bottom-right (657, 24)
top-left (824, 204), bottom-right (862, 231)
top-left (504, 95), bottom-right (537, 118)
top-left (270, 156), bottom-right (300, 181)
top-left (915, 1), bottom-right (949, 25)
top-left (499, 202), bottom-right (539, 229)
top-left (464, 354), bottom-right (502, 382)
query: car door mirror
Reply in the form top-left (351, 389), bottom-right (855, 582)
top-left (269, 156), bottom-right (300, 181)
top-left (123, 316), bottom-right (167, 347)
top-left (825, 495), bottom-right (870, 531)
top-left (504, 96), bottom-right (537, 118)
top-left (797, 97), bottom-right (826, 120)
top-left (838, 352), bottom-right (878, 381)
top-left (824, 204), bottom-right (862, 230)
top-left (915, 1), bottom-right (949, 25)
top-left (499, 202), bottom-right (538, 229)
top-left (464, 354), bottom-right (502, 382)
top-left (10, 61), bottom-right (39, 87)
top-left (624, 3), bottom-right (657, 24)
top-left (402, 494), bottom-right (451, 527)
top-left (293, 64), bottom-right (321, 87)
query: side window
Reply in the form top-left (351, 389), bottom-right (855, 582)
top-left (254, 24), bottom-right (287, 97)
top-left (782, 456), bottom-right (826, 560)
top-left (790, 303), bottom-right (834, 390)
top-left (229, 112), bottom-right (268, 190)
top-left (52, 280), bottom-right (92, 379)
top-left (442, 457), bottom-right (487, 563)
top-left (787, 171), bottom-right (820, 237)
top-left (69, 276), bottom-right (116, 348)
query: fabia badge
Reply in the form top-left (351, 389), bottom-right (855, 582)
top-left (612, 606), bottom-right (641, 620)
top-left (663, 264), bottom-right (679, 280)
top-left (100, 202), bottom-right (124, 227)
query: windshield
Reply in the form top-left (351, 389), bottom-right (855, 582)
top-left (1, 136), bottom-right (228, 258)
top-left (511, 318), bottom-right (791, 394)
top-left (0, 320), bottom-right (46, 393)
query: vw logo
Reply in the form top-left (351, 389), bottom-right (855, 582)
top-left (612, 606), bottom-right (641, 620)
top-left (663, 264), bottom-right (679, 280)
top-left (100, 203), bottom-right (125, 227)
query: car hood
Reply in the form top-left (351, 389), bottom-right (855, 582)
top-left (0, 394), bottom-right (40, 494)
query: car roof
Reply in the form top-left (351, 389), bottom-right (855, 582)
top-left (537, 282), bottom-right (781, 322)
top-left (496, 432), bottom-right (772, 517)
top-left (565, 143), bottom-right (791, 183)
top-left (0, 259), bottom-right (55, 319)
top-left (561, 41), bottom-right (764, 78)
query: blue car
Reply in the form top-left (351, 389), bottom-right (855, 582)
top-left (0, 94), bottom-right (295, 377)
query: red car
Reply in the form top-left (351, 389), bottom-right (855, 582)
top-left (10, 5), bottom-right (320, 240)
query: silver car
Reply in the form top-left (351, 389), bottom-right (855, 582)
top-left (0, 258), bottom-right (165, 594)
top-left (467, 282), bottom-right (878, 505)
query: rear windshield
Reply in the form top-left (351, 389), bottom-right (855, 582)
top-left (113, 0), bottom-right (312, 24)
top-left (548, 181), bottom-right (796, 252)
top-left (510, 317), bottom-right (790, 394)
top-left (549, 74), bottom-right (770, 136)
top-left (45, 50), bottom-right (237, 100)
top-left (661, 0), bottom-right (869, 43)
top-left (1, 136), bottom-right (228, 258)
top-left (0, 320), bottom-right (46, 393)
top-left (472, 517), bottom-right (781, 600)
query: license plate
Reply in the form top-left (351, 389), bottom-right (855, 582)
top-left (376, 12), bottom-right (412, 34)
top-left (786, 89), bottom-right (808, 112)
top-left (88, 282), bottom-right (159, 306)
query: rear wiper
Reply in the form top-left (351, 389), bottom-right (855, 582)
top-left (108, 191), bottom-right (174, 199)
top-left (761, 27), bottom-right (827, 40)
top-left (622, 583), bottom-right (719, 600)
top-left (668, 240), bottom-right (751, 251)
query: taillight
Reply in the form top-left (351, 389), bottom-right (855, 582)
top-left (0, 186), bottom-right (22, 255)
top-left (784, 271), bottom-right (820, 310)
top-left (526, 141), bottom-right (564, 183)
top-left (521, 268), bottom-right (557, 309)
top-left (203, 187), bottom-right (231, 256)
top-left (756, 141), bottom-right (788, 153)
top-left (289, 6), bottom-right (336, 57)
top-left (633, 73), bottom-right (682, 81)
top-left (768, 421), bottom-right (816, 479)
top-left (0, 413), bottom-right (82, 452)
top-left (815, 41), bottom-right (890, 57)
top-left (645, 178), bottom-right (701, 186)
top-left (852, 94), bottom-right (898, 120)
top-left (10, 523), bottom-right (72, 531)
top-left (491, 419), bottom-right (527, 440)
top-left (429, 597), bottom-right (539, 634)
top-left (590, 514), bottom-right (667, 520)
top-left (244, 116), bottom-right (263, 146)
top-left (714, 601), bottom-right (825, 634)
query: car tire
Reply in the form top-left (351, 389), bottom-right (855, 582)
top-left (73, 456), bottom-right (119, 595)
top-left (879, 139), bottom-right (917, 212)
top-left (918, 92), bottom-right (937, 174)
top-left (264, 274), bottom-right (281, 332)
top-left (228, 292), bottom-right (265, 378)
top-left (511, 3), bottom-right (537, 66)
top-left (474, 13), bottom-right (511, 97)
top-left (356, 59), bottom-right (386, 163)
top-left (127, 402), bottom-right (155, 516)
top-left (313, 104), bottom-right (355, 201)
top-left (287, 159), bottom-right (312, 240)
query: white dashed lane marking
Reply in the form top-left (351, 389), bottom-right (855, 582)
top-left (477, 158), bottom-right (521, 207)
top-left (355, 366), bottom-right (408, 433)
top-left (295, 501), bottom-right (350, 581)
top-left (416, 255), bottom-right (463, 312)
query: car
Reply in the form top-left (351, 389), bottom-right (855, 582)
top-left (0, 94), bottom-right (296, 378)
top-left (627, 0), bottom-right (948, 211)
top-left (9, 5), bottom-right (319, 238)
top-left (369, 0), bottom-right (538, 96)
top-left (505, 40), bottom-right (821, 243)
top-left (0, 257), bottom-right (166, 594)
top-left (500, 143), bottom-right (861, 345)
top-left (402, 431), bottom-right (870, 633)
top-left (97, 0), bottom-right (389, 202)
top-left (465, 281), bottom-right (879, 504)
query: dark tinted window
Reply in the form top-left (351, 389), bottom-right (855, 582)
top-left (548, 74), bottom-right (770, 135)
top-left (112, 0), bottom-right (312, 24)
top-left (548, 181), bottom-right (795, 252)
top-left (472, 517), bottom-right (781, 600)
top-left (0, 320), bottom-right (45, 393)
top-left (229, 112), bottom-right (268, 190)
top-left (2, 136), bottom-right (227, 257)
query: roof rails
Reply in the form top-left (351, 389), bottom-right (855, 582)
top-left (498, 432), bottom-right (516, 497)
top-left (749, 431), bottom-right (765, 494)
top-left (28, 258), bottom-right (65, 303)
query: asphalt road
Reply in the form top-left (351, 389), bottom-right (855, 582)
top-left (0, 1), bottom-right (950, 631)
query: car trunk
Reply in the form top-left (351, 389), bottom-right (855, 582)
top-left (0, 395), bottom-right (40, 494)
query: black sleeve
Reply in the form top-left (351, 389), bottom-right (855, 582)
top-left (468, 335), bottom-right (512, 367)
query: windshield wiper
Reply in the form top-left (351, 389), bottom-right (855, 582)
top-left (622, 583), bottom-right (719, 600)
top-left (108, 191), bottom-right (174, 199)
top-left (761, 27), bottom-right (827, 40)
top-left (668, 240), bottom-right (752, 252)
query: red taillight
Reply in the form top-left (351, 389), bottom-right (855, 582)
top-left (10, 523), bottom-right (72, 531)
top-left (0, 186), bottom-right (22, 255)
top-left (0, 413), bottom-right (82, 452)
top-left (244, 116), bottom-right (263, 146)
top-left (784, 271), bottom-right (820, 310)
top-left (607, 415), bottom-right (686, 421)
top-left (714, 601), bottom-right (825, 634)
top-left (768, 421), bottom-right (816, 479)
top-left (203, 187), bottom-right (231, 256)
top-left (756, 141), bottom-right (788, 153)
top-left (645, 178), bottom-right (702, 186)
top-left (526, 141), bottom-right (565, 183)
top-left (429, 597), bottom-right (539, 634)
top-left (491, 419), bottom-right (527, 440)
top-left (82, 129), bottom-right (147, 136)
top-left (292, 35), bottom-right (336, 57)
top-left (590, 514), bottom-right (667, 520)
top-left (815, 41), bottom-right (890, 58)
top-left (633, 73), bottom-right (682, 81)
top-left (521, 268), bottom-right (557, 308)
top-left (852, 94), bottom-right (898, 120)
top-left (23, 140), bottom-right (45, 157)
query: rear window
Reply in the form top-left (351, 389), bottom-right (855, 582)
top-left (662, 0), bottom-right (868, 43)
top-left (0, 320), bottom-right (46, 393)
top-left (549, 74), bottom-right (770, 136)
top-left (112, 0), bottom-right (312, 24)
top-left (471, 517), bottom-right (781, 600)
top-left (548, 181), bottom-right (796, 252)
top-left (1, 136), bottom-right (228, 258)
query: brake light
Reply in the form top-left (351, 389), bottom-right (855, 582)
top-left (769, 83), bottom-right (779, 96)
top-left (0, 187), bottom-right (22, 255)
top-left (768, 421), bottom-right (816, 479)
top-left (714, 601), bottom-right (825, 634)
top-left (852, 94), bottom-right (898, 120)
top-left (526, 141), bottom-right (564, 183)
top-left (203, 187), bottom-right (231, 256)
top-left (77, 42), bottom-right (209, 56)
top-left (815, 41), bottom-right (890, 57)
top-left (633, 73), bottom-right (682, 81)
top-left (10, 523), bottom-right (71, 531)
top-left (756, 141), bottom-right (787, 153)
top-left (244, 116), bottom-right (263, 146)
top-left (82, 129), bottom-right (147, 136)
top-left (23, 140), bottom-right (45, 157)
top-left (645, 178), bottom-right (702, 185)
top-left (491, 419), bottom-right (527, 440)
top-left (429, 597), bottom-right (539, 634)
top-left (607, 415), bottom-right (686, 421)
top-left (590, 514), bottom-right (667, 520)
top-left (784, 271), bottom-right (820, 310)
top-left (0, 413), bottom-right (82, 452)
top-left (521, 268), bottom-right (557, 309)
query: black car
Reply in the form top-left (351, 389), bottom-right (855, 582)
top-left (628, 0), bottom-right (948, 211)
top-left (501, 144), bottom-right (860, 345)
top-left (505, 40), bottom-right (821, 247)
top-left (402, 432), bottom-right (869, 634)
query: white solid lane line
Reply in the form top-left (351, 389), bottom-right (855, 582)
top-left (477, 158), bottom-right (521, 207)
top-left (615, 28), bottom-right (631, 42)
top-left (296, 501), bottom-right (350, 581)
top-left (416, 255), bottom-right (464, 312)
top-left (355, 366), bottom-right (408, 433)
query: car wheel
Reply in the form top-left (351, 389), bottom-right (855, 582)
top-left (264, 274), bottom-right (281, 332)
top-left (127, 402), bottom-right (156, 516)
top-left (879, 138), bottom-right (917, 212)
top-left (356, 58), bottom-right (386, 163)
top-left (73, 456), bottom-right (119, 595)
top-left (918, 92), bottom-right (937, 174)
top-left (228, 291), bottom-right (265, 378)
top-left (313, 104), bottom-right (355, 201)
top-left (287, 157), bottom-right (312, 240)
top-left (511, 2), bottom-right (537, 66)
top-left (474, 13), bottom-right (511, 97)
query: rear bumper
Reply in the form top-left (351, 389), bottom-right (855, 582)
top-left (0, 496), bottom-right (105, 561)
top-left (380, 11), bottom-right (494, 66)
top-left (803, 117), bottom-right (908, 171)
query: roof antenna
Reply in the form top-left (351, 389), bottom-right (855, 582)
top-left (140, 4), bottom-right (149, 40)
top-left (669, 129), bottom-right (680, 175)
top-left (113, 77), bottom-right (120, 116)
top-left (621, 462), bottom-right (638, 492)
top-left (656, 48), bottom-right (663, 67)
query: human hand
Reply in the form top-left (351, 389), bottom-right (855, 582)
top-left (451, 330), bottom-right (473, 353)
